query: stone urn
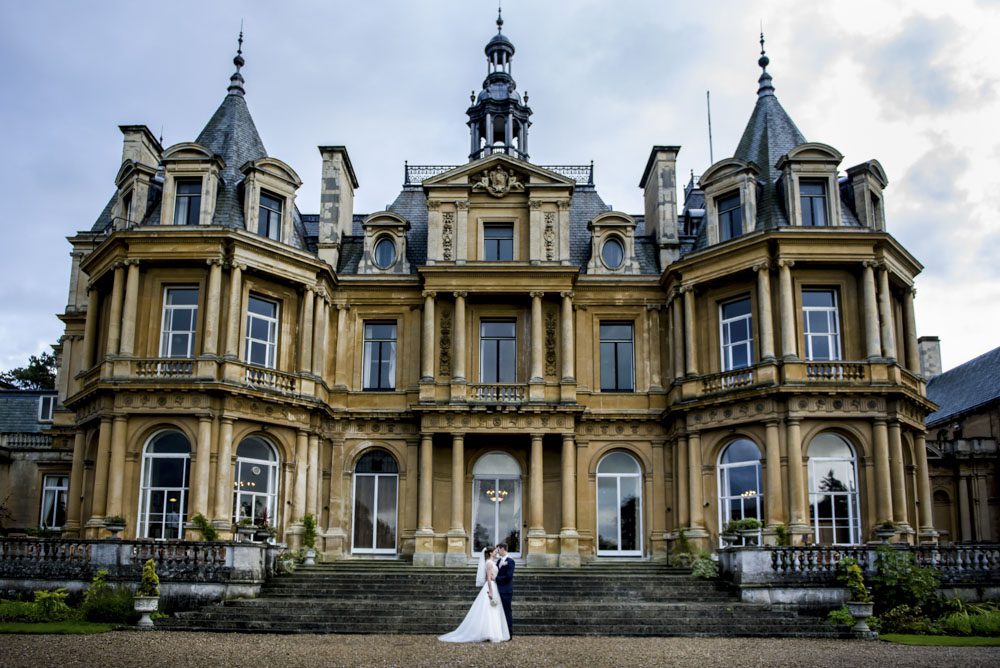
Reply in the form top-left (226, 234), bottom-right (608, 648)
top-left (105, 522), bottom-right (125, 540)
top-left (720, 533), bottom-right (739, 547)
top-left (874, 527), bottom-right (897, 543)
top-left (846, 601), bottom-right (876, 637)
top-left (737, 529), bottom-right (759, 545)
top-left (303, 548), bottom-right (317, 566)
top-left (133, 595), bottom-right (159, 629)
top-left (236, 524), bottom-right (257, 542)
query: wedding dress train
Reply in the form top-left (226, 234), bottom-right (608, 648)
top-left (438, 561), bottom-right (510, 643)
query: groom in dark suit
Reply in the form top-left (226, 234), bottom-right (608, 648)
top-left (494, 543), bottom-right (515, 637)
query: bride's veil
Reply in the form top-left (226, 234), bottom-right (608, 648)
top-left (475, 550), bottom-right (487, 587)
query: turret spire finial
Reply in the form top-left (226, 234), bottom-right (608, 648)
top-left (497, 2), bottom-right (503, 32)
top-left (227, 24), bottom-right (246, 97)
top-left (755, 27), bottom-right (775, 98)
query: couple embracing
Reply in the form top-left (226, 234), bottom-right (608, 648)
top-left (438, 543), bottom-right (514, 643)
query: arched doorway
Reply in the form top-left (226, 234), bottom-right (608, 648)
top-left (472, 452), bottom-right (522, 557)
top-left (352, 449), bottom-right (398, 554)
top-left (137, 430), bottom-right (191, 540)
top-left (596, 451), bottom-right (643, 556)
top-left (717, 439), bottom-right (763, 545)
top-left (807, 432), bottom-right (861, 544)
top-left (233, 436), bottom-right (279, 527)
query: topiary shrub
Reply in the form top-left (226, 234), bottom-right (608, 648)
top-left (302, 513), bottom-right (317, 550)
top-left (190, 513), bottom-right (218, 541)
top-left (836, 557), bottom-right (871, 603)
top-left (137, 559), bottom-right (160, 597)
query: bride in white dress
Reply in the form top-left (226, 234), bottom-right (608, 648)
top-left (438, 546), bottom-right (510, 643)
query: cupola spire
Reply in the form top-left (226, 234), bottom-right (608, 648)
top-left (756, 31), bottom-right (774, 98)
top-left (227, 27), bottom-right (246, 97)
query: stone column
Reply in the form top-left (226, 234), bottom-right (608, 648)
top-left (224, 263), bottom-right (244, 358)
top-left (118, 260), bottom-right (141, 356)
top-left (82, 287), bottom-right (99, 369)
top-left (560, 292), bottom-right (575, 381)
top-left (873, 419), bottom-right (894, 523)
top-left (764, 420), bottom-right (785, 526)
top-left (676, 435), bottom-right (689, 529)
top-left (530, 292), bottom-right (544, 381)
top-left (878, 265), bottom-right (897, 361)
top-left (294, 430), bottom-right (309, 523)
top-left (755, 262), bottom-right (775, 360)
top-left (421, 291), bottom-right (435, 381)
top-left (212, 418), bottom-right (234, 526)
top-left (63, 431), bottom-right (86, 536)
top-left (862, 261), bottom-right (881, 359)
top-left (105, 416), bottom-right (127, 518)
top-left (559, 433), bottom-right (580, 567)
top-left (312, 295), bottom-right (328, 377)
top-left (682, 286), bottom-right (698, 375)
top-left (687, 431), bottom-right (706, 532)
top-left (671, 296), bottom-right (684, 381)
top-left (913, 432), bottom-right (936, 540)
top-left (334, 304), bottom-right (350, 388)
top-left (88, 417), bottom-right (113, 525)
top-left (299, 287), bottom-right (316, 373)
top-left (414, 433), bottom-right (435, 566)
top-left (785, 418), bottom-right (807, 532)
top-left (902, 287), bottom-right (920, 374)
top-left (191, 416), bottom-right (213, 519)
top-left (446, 433), bottom-right (466, 567)
top-left (778, 259), bottom-right (797, 360)
top-left (888, 420), bottom-right (910, 530)
top-left (306, 434), bottom-right (319, 516)
top-left (647, 305), bottom-right (662, 389)
top-left (203, 259), bottom-right (223, 355)
top-left (527, 433), bottom-right (546, 565)
top-left (453, 292), bottom-right (467, 381)
top-left (105, 264), bottom-right (125, 356)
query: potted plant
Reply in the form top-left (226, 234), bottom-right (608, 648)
top-left (837, 557), bottom-right (875, 637)
top-left (874, 520), bottom-right (897, 543)
top-left (720, 521), bottom-right (740, 546)
top-left (254, 510), bottom-right (277, 543)
top-left (133, 558), bottom-right (160, 629)
top-left (104, 515), bottom-right (126, 540)
top-left (733, 517), bottom-right (762, 545)
top-left (236, 517), bottom-right (257, 541)
top-left (302, 513), bottom-right (317, 565)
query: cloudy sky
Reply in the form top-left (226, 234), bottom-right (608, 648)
top-left (0, 0), bottom-right (997, 372)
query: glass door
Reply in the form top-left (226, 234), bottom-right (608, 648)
top-left (472, 477), bottom-right (522, 557)
top-left (596, 452), bottom-right (643, 556)
top-left (352, 472), bottom-right (398, 554)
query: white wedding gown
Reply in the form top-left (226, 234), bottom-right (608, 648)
top-left (438, 560), bottom-right (510, 643)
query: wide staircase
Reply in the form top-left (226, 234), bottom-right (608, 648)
top-left (160, 560), bottom-right (844, 637)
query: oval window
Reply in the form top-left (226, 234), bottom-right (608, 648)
top-left (602, 237), bottom-right (624, 269)
top-left (373, 237), bottom-right (396, 269)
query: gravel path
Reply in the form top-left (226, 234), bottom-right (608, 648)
top-left (4, 632), bottom-right (1000, 667)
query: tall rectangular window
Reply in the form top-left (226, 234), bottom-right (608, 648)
top-left (122, 190), bottom-right (134, 226)
top-left (245, 295), bottom-right (279, 368)
top-left (363, 322), bottom-right (397, 390)
top-left (800, 180), bottom-right (828, 227)
top-left (160, 287), bottom-right (199, 358)
top-left (720, 297), bottom-right (754, 371)
top-left (600, 322), bottom-right (634, 392)
top-left (258, 191), bottom-right (283, 241)
top-left (39, 474), bottom-right (68, 530)
top-left (479, 321), bottom-right (516, 383)
top-left (802, 289), bottom-right (841, 361)
top-left (717, 192), bottom-right (743, 241)
top-left (38, 395), bottom-right (55, 422)
top-left (173, 178), bottom-right (202, 226)
top-left (484, 224), bottom-right (514, 261)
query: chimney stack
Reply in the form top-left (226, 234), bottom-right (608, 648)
top-left (918, 336), bottom-right (942, 379)
top-left (639, 146), bottom-right (682, 266)
top-left (317, 146), bottom-right (359, 269)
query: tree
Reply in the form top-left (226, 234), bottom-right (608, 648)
top-left (0, 352), bottom-right (57, 390)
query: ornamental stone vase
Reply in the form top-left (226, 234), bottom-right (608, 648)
top-left (304, 548), bottom-right (316, 566)
top-left (134, 595), bottom-right (159, 629)
top-left (846, 601), bottom-right (876, 638)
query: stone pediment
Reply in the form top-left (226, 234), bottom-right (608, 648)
top-left (422, 153), bottom-right (575, 193)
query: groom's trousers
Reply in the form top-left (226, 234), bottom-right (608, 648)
top-left (500, 593), bottom-right (513, 637)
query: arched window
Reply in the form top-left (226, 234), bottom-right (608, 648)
top-left (717, 439), bottom-right (763, 544)
top-left (807, 432), bottom-right (861, 544)
top-left (596, 451), bottom-right (643, 556)
top-left (472, 452), bottom-right (522, 556)
top-left (233, 436), bottom-right (279, 527)
top-left (138, 431), bottom-right (191, 540)
top-left (352, 450), bottom-right (399, 554)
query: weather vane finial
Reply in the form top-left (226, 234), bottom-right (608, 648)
top-left (228, 22), bottom-right (247, 96)
top-left (758, 25), bottom-right (769, 73)
top-left (497, 2), bottom-right (503, 32)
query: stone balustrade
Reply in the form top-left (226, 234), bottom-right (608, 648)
top-left (133, 357), bottom-right (195, 378)
top-left (805, 361), bottom-right (866, 382)
top-left (701, 368), bottom-right (755, 393)
top-left (242, 364), bottom-right (298, 393)
top-left (469, 383), bottom-right (526, 403)
top-left (0, 433), bottom-right (54, 449)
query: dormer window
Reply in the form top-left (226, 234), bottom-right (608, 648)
top-left (373, 237), bottom-right (397, 269)
top-left (121, 190), bottom-right (134, 226)
top-left (258, 191), bottom-right (283, 241)
top-left (484, 224), bottom-right (514, 261)
top-left (800, 180), bottom-right (828, 226)
top-left (174, 179), bottom-right (202, 225)
top-left (717, 192), bottom-right (743, 241)
top-left (38, 395), bottom-right (55, 422)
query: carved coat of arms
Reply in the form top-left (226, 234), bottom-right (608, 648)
top-left (472, 165), bottom-right (525, 198)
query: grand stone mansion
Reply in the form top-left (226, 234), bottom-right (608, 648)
top-left (20, 14), bottom-right (947, 567)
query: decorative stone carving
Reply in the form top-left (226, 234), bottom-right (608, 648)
top-left (472, 165), bottom-right (525, 198)
top-left (439, 307), bottom-right (452, 376)
top-left (544, 212), bottom-right (555, 260)
top-left (442, 212), bottom-right (454, 261)
top-left (544, 309), bottom-right (557, 375)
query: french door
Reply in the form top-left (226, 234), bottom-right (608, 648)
top-left (472, 476), bottom-right (522, 557)
top-left (352, 472), bottom-right (398, 554)
top-left (596, 452), bottom-right (643, 556)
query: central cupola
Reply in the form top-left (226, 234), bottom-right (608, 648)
top-left (466, 6), bottom-right (532, 161)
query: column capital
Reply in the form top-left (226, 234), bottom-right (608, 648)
top-left (679, 284), bottom-right (694, 295)
top-left (335, 301), bottom-right (350, 311)
top-left (784, 417), bottom-right (801, 427)
top-left (197, 414), bottom-right (213, 424)
top-left (753, 260), bottom-right (772, 273)
top-left (220, 416), bottom-right (235, 425)
top-left (111, 260), bottom-right (126, 271)
top-left (908, 285), bottom-right (917, 298)
top-left (230, 261), bottom-right (248, 272)
top-left (426, 200), bottom-right (441, 211)
top-left (560, 291), bottom-right (574, 300)
top-left (530, 432), bottom-right (545, 441)
top-left (645, 303), bottom-right (664, 311)
top-left (421, 290), bottom-right (437, 299)
top-left (873, 417), bottom-right (888, 426)
top-left (862, 259), bottom-right (881, 270)
top-left (529, 200), bottom-right (543, 210)
top-left (206, 257), bottom-right (225, 267)
top-left (529, 291), bottom-right (544, 299)
top-left (455, 200), bottom-right (469, 211)
top-left (557, 199), bottom-right (571, 210)
top-left (453, 291), bottom-right (467, 299)
top-left (776, 258), bottom-right (795, 269)
top-left (123, 258), bottom-right (141, 267)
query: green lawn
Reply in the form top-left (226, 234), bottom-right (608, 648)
top-left (880, 633), bottom-right (1000, 647)
top-left (0, 621), bottom-right (116, 634)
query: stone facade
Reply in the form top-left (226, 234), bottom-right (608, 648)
top-left (36, 19), bottom-right (941, 567)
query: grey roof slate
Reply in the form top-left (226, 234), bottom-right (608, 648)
top-left (926, 345), bottom-right (1000, 427)
top-left (0, 391), bottom-right (55, 433)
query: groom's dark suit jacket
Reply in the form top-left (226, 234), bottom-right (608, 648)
top-left (495, 557), bottom-right (515, 595)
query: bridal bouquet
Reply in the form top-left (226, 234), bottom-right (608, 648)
top-left (490, 596), bottom-right (499, 607)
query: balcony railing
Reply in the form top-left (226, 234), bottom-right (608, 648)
top-left (469, 383), bottom-right (526, 403)
top-left (805, 361), bottom-right (866, 382)
top-left (133, 358), bottom-right (195, 378)
top-left (243, 364), bottom-right (297, 394)
top-left (702, 368), bottom-right (755, 393)
top-left (404, 162), bottom-right (595, 186)
top-left (0, 433), bottom-right (53, 449)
